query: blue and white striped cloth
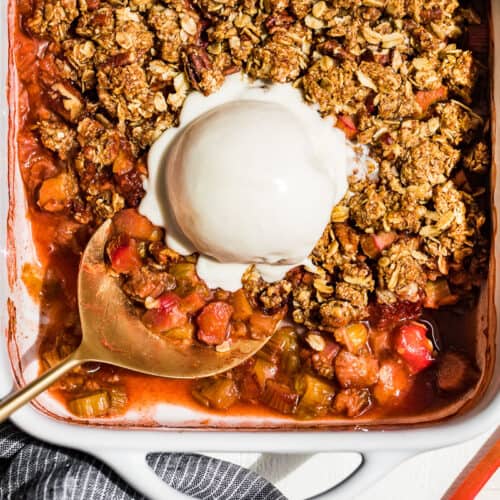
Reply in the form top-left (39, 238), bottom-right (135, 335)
top-left (0, 422), bottom-right (285, 499)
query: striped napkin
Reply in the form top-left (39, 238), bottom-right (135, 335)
top-left (0, 422), bottom-right (285, 500)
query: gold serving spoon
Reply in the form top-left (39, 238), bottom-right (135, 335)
top-left (0, 220), bottom-right (273, 422)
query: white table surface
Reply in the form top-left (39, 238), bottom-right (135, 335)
top-left (207, 427), bottom-right (499, 499)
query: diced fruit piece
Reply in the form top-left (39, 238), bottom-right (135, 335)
top-left (249, 311), bottom-right (281, 338)
top-left (231, 289), bottom-right (253, 321)
top-left (437, 352), bottom-right (474, 392)
top-left (258, 327), bottom-right (297, 363)
top-left (196, 301), bottom-right (233, 345)
top-left (214, 289), bottom-right (231, 301)
top-left (170, 267), bottom-right (198, 297)
top-left (360, 232), bottom-right (397, 258)
top-left (295, 373), bottom-right (335, 418)
top-left (107, 235), bottom-right (142, 274)
top-left (335, 350), bottom-right (379, 388)
top-left (109, 387), bottom-right (128, 410)
top-left (169, 262), bottom-right (197, 281)
top-left (68, 391), bottom-right (110, 418)
top-left (423, 279), bottom-right (458, 309)
top-left (373, 360), bottom-right (411, 406)
top-left (334, 323), bottom-right (368, 354)
top-left (231, 320), bottom-right (248, 338)
top-left (164, 323), bottom-right (195, 340)
top-left (261, 380), bottom-right (299, 414)
top-left (394, 321), bottom-right (435, 373)
top-left (142, 307), bottom-right (187, 333)
top-left (113, 209), bottom-right (161, 241)
top-left (333, 388), bottom-right (371, 417)
top-left (415, 86), bottom-right (448, 114)
top-left (254, 358), bottom-right (278, 389)
top-left (239, 374), bottom-right (262, 403)
top-left (281, 349), bottom-right (301, 376)
top-left (142, 292), bottom-right (187, 333)
top-left (180, 291), bottom-right (207, 314)
top-left (37, 172), bottom-right (78, 212)
top-left (369, 329), bottom-right (391, 357)
top-left (373, 232), bottom-right (397, 253)
top-left (234, 359), bottom-right (262, 403)
top-left (192, 378), bottom-right (239, 410)
top-left (157, 292), bottom-right (181, 309)
top-left (336, 114), bottom-right (357, 139)
top-left (369, 300), bottom-right (423, 329)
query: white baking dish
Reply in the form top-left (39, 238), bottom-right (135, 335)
top-left (1, 1), bottom-right (499, 498)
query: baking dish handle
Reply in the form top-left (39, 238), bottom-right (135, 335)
top-left (312, 450), bottom-right (415, 499)
top-left (94, 449), bottom-right (191, 500)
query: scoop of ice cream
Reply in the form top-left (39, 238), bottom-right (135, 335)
top-left (141, 75), bottom-right (351, 290)
top-left (166, 100), bottom-right (342, 264)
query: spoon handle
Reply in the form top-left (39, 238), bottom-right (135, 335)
top-left (0, 354), bottom-right (83, 422)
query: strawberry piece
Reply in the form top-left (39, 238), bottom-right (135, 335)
top-left (180, 291), bottom-right (207, 314)
top-left (373, 359), bottom-right (412, 405)
top-left (394, 321), bottom-right (435, 373)
top-left (142, 292), bottom-right (187, 333)
top-left (360, 232), bottom-right (397, 258)
top-left (113, 209), bottom-right (161, 241)
top-left (197, 301), bottom-right (233, 345)
top-left (336, 114), bottom-right (357, 140)
top-left (415, 86), bottom-right (448, 115)
top-left (108, 235), bottom-right (142, 274)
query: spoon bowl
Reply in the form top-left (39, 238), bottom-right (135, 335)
top-left (78, 220), bottom-right (271, 377)
top-left (0, 220), bottom-right (274, 421)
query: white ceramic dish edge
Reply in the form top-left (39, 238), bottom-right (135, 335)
top-left (1, 1), bottom-right (499, 498)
